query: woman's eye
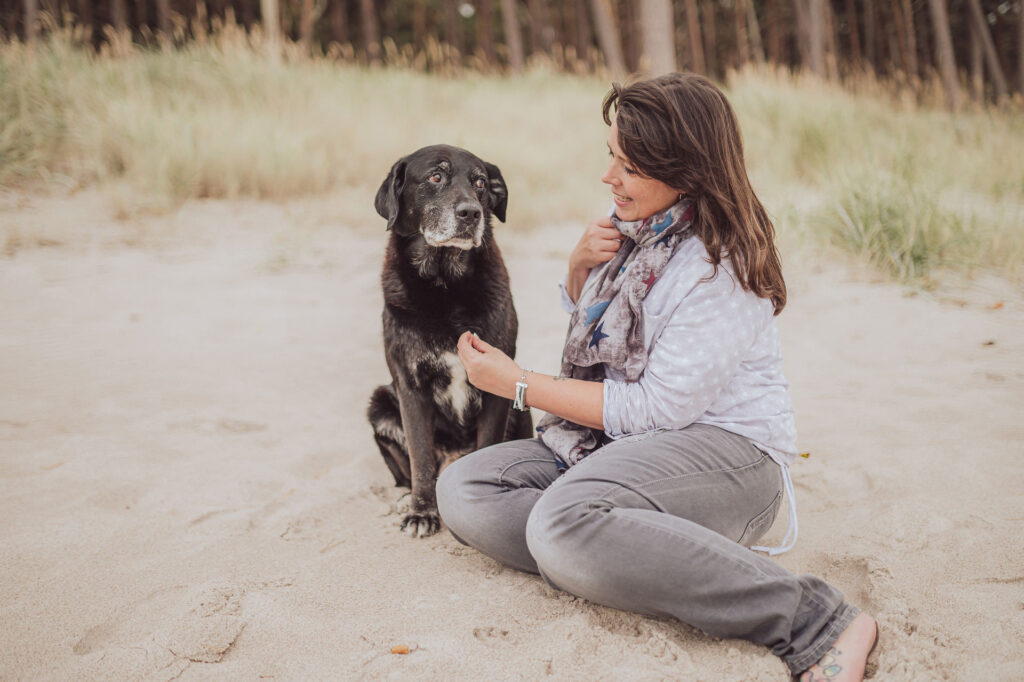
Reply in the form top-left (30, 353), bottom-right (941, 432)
top-left (474, 178), bottom-right (486, 189)
top-left (624, 166), bottom-right (637, 176)
top-left (429, 173), bottom-right (443, 183)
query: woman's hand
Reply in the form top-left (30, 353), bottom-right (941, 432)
top-left (456, 332), bottom-right (520, 399)
top-left (567, 216), bottom-right (622, 302)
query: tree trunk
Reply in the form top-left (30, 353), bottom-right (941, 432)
top-left (135, 0), bottom-right (148, 33)
top-left (527, 0), bottom-right (553, 56)
top-left (824, 0), bottom-right (838, 78)
top-left (574, 0), bottom-right (594, 69)
top-left (261, 0), bottom-right (280, 55)
top-left (411, 0), bottom-right (424, 49)
top-left (965, 0), bottom-right (1008, 100)
top-left (877, 0), bottom-right (900, 75)
top-left (478, 0), bottom-right (496, 64)
top-left (359, 0), bottom-right (379, 62)
top-left (330, 0), bottom-right (348, 45)
top-left (889, 0), bottom-right (910, 74)
top-left (926, 0), bottom-right (961, 109)
top-left (1019, 0), bottom-right (1024, 97)
top-left (683, 0), bottom-right (704, 74)
top-left (734, 0), bottom-right (750, 67)
top-left (746, 0), bottom-right (765, 64)
top-left (443, 0), bottom-right (463, 55)
top-left (900, 0), bottom-right (918, 78)
top-left (500, 0), bottom-right (525, 71)
top-left (77, 0), bottom-right (94, 40)
top-left (238, 0), bottom-right (254, 28)
top-left (765, 0), bottom-right (782, 63)
top-left (111, 0), bottom-right (127, 33)
top-left (845, 0), bottom-right (860, 67)
top-left (639, 0), bottom-right (675, 75)
top-left (808, 0), bottom-right (825, 76)
top-left (863, 0), bottom-right (876, 71)
top-left (793, 0), bottom-right (810, 69)
top-left (619, 0), bottom-right (640, 72)
top-left (590, 0), bottom-right (626, 75)
top-left (703, 0), bottom-right (718, 78)
top-left (154, 0), bottom-right (170, 41)
top-left (24, 0), bottom-right (38, 44)
top-left (969, 17), bottom-right (983, 101)
top-left (300, 0), bottom-right (315, 53)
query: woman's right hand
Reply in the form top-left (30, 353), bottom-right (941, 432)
top-left (566, 216), bottom-right (622, 302)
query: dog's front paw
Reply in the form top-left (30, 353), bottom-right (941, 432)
top-left (400, 511), bottom-right (441, 538)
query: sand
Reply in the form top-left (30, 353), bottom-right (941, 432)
top-left (2, 189), bottom-right (1023, 681)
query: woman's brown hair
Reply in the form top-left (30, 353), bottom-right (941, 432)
top-left (603, 73), bottom-right (786, 314)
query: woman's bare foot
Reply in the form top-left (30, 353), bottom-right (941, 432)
top-left (798, 612), bottom-right (878, 681)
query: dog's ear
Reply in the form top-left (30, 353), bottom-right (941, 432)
top-left (483, 162), bottom-right (508, 223)
top-left (374, 159), bottom-right (407, 231)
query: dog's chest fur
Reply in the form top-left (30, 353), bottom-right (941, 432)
top-left (381, 232), bottom-right (516, 441)
top-left (414, 351), bottom-right (480, 426)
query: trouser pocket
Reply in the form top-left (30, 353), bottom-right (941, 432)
top-left (738, 489), bottom-right (782, 546)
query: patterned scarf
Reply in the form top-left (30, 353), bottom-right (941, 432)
top-left (538, 198), bottom-right (695, 468)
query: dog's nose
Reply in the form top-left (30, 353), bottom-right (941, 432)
top-left (456, 202), bottom-right (482, 223)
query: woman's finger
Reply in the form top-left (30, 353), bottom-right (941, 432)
top-left (468, 333), bottom-right (492, 352)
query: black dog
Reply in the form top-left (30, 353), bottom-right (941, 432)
top-left (367, 145), bottom-right (533, 538)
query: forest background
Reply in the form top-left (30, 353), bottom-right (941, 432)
top-left (2, 0), bottom-right (1023, 283)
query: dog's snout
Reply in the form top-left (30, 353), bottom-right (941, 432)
top-left (456, 202), bottom-right (482, 223)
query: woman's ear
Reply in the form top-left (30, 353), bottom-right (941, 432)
top-left (374, 159), bottom-right (407, 231)
top-left (483, 161), bottom-right (508, 223)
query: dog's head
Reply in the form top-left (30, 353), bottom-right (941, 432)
top-left (374, 145), bottom-right (508, 249)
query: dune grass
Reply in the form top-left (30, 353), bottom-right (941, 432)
top-left (1, 31), bottom-right (1022, 282)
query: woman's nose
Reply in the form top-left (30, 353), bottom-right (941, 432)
top-left (601, 163), bottom-right (619, 186)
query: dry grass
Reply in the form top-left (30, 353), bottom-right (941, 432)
top-left (2, 30), bottom-right (1022, 281)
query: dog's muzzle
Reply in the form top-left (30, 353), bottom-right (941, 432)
top-left (423, 202), bottom-right (486, 249)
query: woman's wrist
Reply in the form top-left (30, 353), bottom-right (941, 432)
top-left (508, 364), bottom-right (525, 401)
top-left (566, 265), bottom-right (589, 303)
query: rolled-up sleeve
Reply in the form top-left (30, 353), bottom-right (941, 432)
top-left (557, 266), bottom-right (604, 315)
top-left (557, 275), bottom-right (576, 314)
top-left (602, 271), bottom-right (765, 436)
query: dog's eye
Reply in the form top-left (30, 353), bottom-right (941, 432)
top-left (429, 173), bottom-right (443, 183)
top-left (474, 178), bottom-right (486, 190)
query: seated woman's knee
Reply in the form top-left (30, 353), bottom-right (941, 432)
top-left (525, 484), bottom-right (607, 589)
top-left (435, 458), bottom-right (469, 535)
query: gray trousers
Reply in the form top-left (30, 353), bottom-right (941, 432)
top-left (435, 423), bottom-right (858, 675)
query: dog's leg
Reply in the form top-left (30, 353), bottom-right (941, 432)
top-left (475, 393), bottom-right (513, 451)
top-left (396, 384), bottom-right (441, 538)
top-left (367, 384), bottom-right (412, 487)
top-left (509, 408), bottom-right (535, 441)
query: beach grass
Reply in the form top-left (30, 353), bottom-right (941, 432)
top-left (2, 29), bottom-right (1021, 281)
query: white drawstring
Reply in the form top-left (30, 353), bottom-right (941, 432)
top-left (751, 464), bottom-right (799, 556)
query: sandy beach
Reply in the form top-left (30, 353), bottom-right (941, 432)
top-left (2, 189), bottom-right (1023, 681)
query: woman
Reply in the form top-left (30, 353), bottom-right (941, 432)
top-left (437, 73), bottom-right (878, 681)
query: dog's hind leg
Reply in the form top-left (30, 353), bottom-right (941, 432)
top-left (367, 384), bottom-right (412, 488)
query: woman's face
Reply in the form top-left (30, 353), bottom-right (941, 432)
top-left (602, 118), bottom-right (680, 223)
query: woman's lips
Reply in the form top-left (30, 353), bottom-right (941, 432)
top-left (613, 193), bottom-right (631, 206)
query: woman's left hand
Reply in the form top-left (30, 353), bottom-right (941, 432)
top-left (456, 332), bottom-right (520, 399)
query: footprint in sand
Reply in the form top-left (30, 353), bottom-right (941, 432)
top-left (73, 584), bottom-right (246, 662)
top-left (802, 551), bottom-right (963, 679)
top-left (473, 625), bottom-right (517, 644)
top-left (73, 578), bottom-right (292, 678)
top-left (279, 515), bottom-right (322, 540)
top-left (168, 418), bottom-right (267, 436)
